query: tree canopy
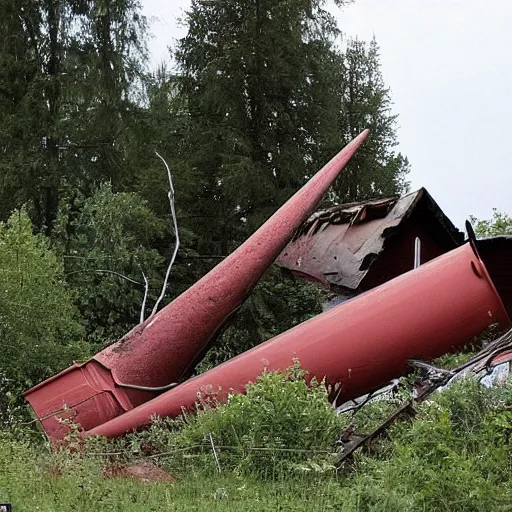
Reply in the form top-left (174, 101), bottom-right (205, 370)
top-left (0, 0), bottom-right (147, 231)
top-left (0, 0), bottom-right (411, 384)
top-left (471, 209), bottom-right (512, 237)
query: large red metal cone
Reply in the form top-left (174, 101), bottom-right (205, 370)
top-left (24, 130), bottom-right (369, 440)
top-left (85, 241), bottom-right (512, 439)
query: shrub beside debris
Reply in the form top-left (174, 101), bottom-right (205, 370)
top-left (5, 364), bottom-right (512, 510)
top-left (339, 380), bottom-right (512, 511)
top-left (124, 361), bottom-right (344, 477)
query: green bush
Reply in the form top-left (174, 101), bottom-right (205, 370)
top-left (339, 380), bottom-right (512, 511)
top-left (0, 208), bottom-right (87, 389)
top-left (53, 184), bottom-right (168, 347)
top-left (129, 362), bottom-right (343, 477)
top-left (471, 209), bottom-right (512, 237)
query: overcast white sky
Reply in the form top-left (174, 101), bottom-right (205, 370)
top-left (141, 0), bottom-right (512, 229)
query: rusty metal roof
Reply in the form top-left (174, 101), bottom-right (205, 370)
top-left (293, 196), bottom-right (400, 240)
top-left (277, 188), bottom-right (464, 292)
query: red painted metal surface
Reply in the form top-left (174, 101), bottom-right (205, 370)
top-left (24, 361), bottom-right (139, 440)
top-left (86, 242), bottom-right (511, 439)
top-left (24, 130), bottom-right (369, 440)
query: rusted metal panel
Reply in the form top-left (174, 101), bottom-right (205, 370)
top-left (277, 188), bottom-right (463, 292)
top-left (25, 361), bottom-right (138, 438)
top-left (85, 241), bottom-right (512, 439)
top-left (24, 130), bottom-right (370, 441)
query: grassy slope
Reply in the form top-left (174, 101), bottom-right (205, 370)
top-left (3, 380), bottom-right (512, 511)
top-left (0, 442), bottom-right (346, 512)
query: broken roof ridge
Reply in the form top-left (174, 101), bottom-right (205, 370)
top-left (293, 187), bottom-right (463, 246)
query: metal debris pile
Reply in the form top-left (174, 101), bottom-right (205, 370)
top-left (336, 328), bottom-right (512, 465)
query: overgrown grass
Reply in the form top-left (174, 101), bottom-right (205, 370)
top-left (3, 369), bottom-right (512, 510)
top-left (0, 433), bottom-right (350, 511)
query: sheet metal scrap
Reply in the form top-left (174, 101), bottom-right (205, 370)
top-left (292, 196), bottom-right (399, 239)
top-left (277, 188), bottom-right (463, 292)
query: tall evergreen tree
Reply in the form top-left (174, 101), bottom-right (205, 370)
top-left (171, 1), bottom-right (409, 261)
top-left (173, 0), bottom-right (349, 256)
top-left (0, 0), bottom-right (46, 222)
top-left (0, 0), bottom-right (147, 231)
top-left (333, 38), bottom-right (410, 202)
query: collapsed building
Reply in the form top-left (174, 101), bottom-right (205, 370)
top-left (277, 188), bottom-right (464, 308)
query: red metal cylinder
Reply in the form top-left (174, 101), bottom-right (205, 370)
top-left (85, 242), bottom-right (511, 439)
top-left (24, 130), bottom-right (369, 440)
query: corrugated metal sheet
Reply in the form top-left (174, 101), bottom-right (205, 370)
top-left (277, 188), bottom-right (463, 291)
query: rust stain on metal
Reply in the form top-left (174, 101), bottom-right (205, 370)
top-left (277, 188), bottom-right (463, 293)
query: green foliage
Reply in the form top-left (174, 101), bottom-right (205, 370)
top-left (127, 362), bottom-right (342, 477)
top-left (0, 0), bottom-right (412, 391)
top-left (434, 351), bottom-right (477, 369)
top-left (334, 38), bottom-right (410, 202)
top-left (434, 325), bottom-right (504, 370)
top-left (199, 269), bottom-right (323, 370)
top-left (0, 0), bottom-right (147, 230)
top-left (0, 208), bottom-right (87, 388)
top-left (0, 374), bottom-right (34, 431)
top-left (337, 380), bottom-right (512, 511)
top-left (471, 208), bottom-right (512, 237)
top-left (53, 184), bottom-right (168, 346)
top-left (173, 0), bottom-right (341, 254)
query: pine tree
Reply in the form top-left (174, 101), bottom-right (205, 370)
top-left (0, 0), bottom-right (47, 222)
top-left (0, 0), bottom-right (147, 231)
top-left (333, 38), bottom-right (410, 202)
top-left (173, 0), bottom-right (348, 256)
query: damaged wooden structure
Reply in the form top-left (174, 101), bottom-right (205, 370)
top-left (23, 130), bottom-right (512, 441)
top-left (276, 188), bottom-right (464, 302)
